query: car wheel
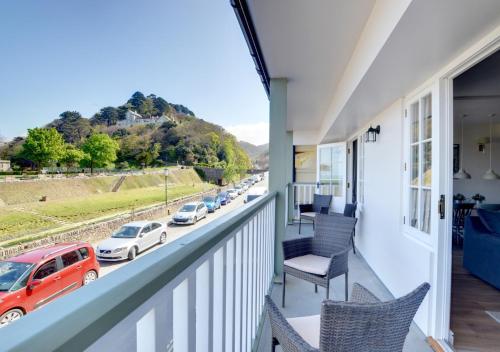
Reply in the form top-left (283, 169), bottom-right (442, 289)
top-left (0, 309), bottom-right (24, 326)
top-left (159, 232), bottom-right (167, 244)
top-left (128, 247), bottom-right (137, 261)
top-left (83, 270), bottom-right (98, 285)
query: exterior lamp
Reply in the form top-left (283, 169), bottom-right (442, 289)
top-left (365, 125), bottom-right (380, 143)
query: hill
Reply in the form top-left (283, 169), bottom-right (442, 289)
top-left (239, 141), bottom-right (269, 169)
top-left (0, 92), bottom-right (252, 180)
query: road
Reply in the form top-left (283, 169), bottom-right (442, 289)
top-left (98, 178), bottom-right (267, 277)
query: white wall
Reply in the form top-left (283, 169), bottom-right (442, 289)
top-left (355, 100), bottom-right (433, 334)
top-left (454, 121), bottom-right (500, 203)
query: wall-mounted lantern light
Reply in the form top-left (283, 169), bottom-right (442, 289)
top-left (365, 125), bottom-right (380, 143)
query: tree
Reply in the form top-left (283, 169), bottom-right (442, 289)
top-left (22, 128), bottom-right (65, 170)
top-left (127, 91), bottom-right (146, 111)
top-left (60, 145), bottom-right (85, 168)
top-left (91, 107), bottom-right (119, 126)
top-left (48, 111), bottom-right (92, 144)
top-left (81, 133), bottom-right (119, 173)
top-left (136, 142), bottom-right (161, 167)
top-left (221, 139), bottom-right (237, 182)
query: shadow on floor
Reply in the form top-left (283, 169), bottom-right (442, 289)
top-left (257, 223), bottom-right (432, 352)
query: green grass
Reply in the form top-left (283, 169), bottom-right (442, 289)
top-left (30, 184), bottom-right (211, 223)
top-left (0, 209), bottom-right (59, 242)
top-left (0, 169), bottom-right (211, 244)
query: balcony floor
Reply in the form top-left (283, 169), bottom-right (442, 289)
top-left (257, 223), bottom-right (433, 352)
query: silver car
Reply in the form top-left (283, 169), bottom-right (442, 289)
top-left (172, 201), bottom-right (208, 225)
top-left (96, 221), bottom-right (167, 261)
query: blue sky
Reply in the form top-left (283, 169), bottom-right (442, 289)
top-left (0, 0), bottom-right (269, 145)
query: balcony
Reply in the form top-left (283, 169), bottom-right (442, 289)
top-left (0, 190), bottom-right (431, 351)
top-left (257, 224), bottom-right (432, 352)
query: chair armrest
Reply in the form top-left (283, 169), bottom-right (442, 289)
top-left (327, 247), bottom-right (350, 278)
top-left (265, 296), bottom-right (318, 352)
top-left (350, 283), bottom-right (381, 303)
top-left (299, 203), bottom-right (314, 213)
top-left (282, 237), bottom-right (313, 260)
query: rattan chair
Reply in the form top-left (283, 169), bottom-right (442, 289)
top-left (282, 214), bottom-right (357, 307)
top-left (330, 203), bottom-right (358, 253)
top-left (299, 194), bottom-right (332, 234)
top-left (266, 282), bottom-right (430, 352)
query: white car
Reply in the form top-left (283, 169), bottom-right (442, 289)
top-left (227, 189), bottom-right (238, 199)
top-left (172, 202), bottom-right (208, 225)
top-left (234, 185), bottom-right (244, 194)
top-left (244, 186), bottom-right (268, 203)
top-left (96, 221), bottom-right (167, 261)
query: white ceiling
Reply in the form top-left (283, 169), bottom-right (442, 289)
top-left (325, 0), bottom-right (500, 142)
top-left (246, 0), bottom-right (375, 132)
top-left (454, 49), bottom-right (500, 124)
top-left (245, 0), bottom-right (500, 144)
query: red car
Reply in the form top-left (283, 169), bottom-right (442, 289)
top-left (0, 242), bottom-right (100, 326)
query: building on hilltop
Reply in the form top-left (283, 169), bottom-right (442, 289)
top-left (116, 110), bottom-right (172, 128)
top-left (0, 160), bottom-right (11, 172)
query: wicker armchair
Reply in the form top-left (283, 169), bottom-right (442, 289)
top-left (266, 282), bottom-right (430, 352)
top-left (330, 203), bottom-right (358, 253)
top-left (282, 214), bottom-right (357, 306)
top-left (299, 194), bottom-right (332, 234)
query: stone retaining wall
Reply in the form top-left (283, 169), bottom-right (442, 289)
top-left (0, 188), bottom-right (218, 260)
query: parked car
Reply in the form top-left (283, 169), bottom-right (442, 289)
top-left (226, 189), bottom-right (238, 199)
top-left (240, 183), bottom-right (250, 192)
top-left (234, 185), bottom-right (244, 194)
top-left (96, 221), bottom-right (167, 261)
top-left (0, 242), bottom-right (99, 326)
top-left (172, 202), bottom-right (208, 225)
top-left (245, 186), bottom-right (268, 203)
top-left (203, 195), bottom-right (221, 212)
top-left (218, 191), bottom-right (231, 205)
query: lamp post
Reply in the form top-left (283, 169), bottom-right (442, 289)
top-left (164, 168), bottom-right (170, 215)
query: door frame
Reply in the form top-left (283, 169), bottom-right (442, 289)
top-left (435, 35), bottom-right (500, 347)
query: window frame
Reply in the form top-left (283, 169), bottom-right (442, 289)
top-left (404, 90), bottom-right (434, 243)
top-left (33, 258), bottom-right (59, 280)
top-left (61, 250), bottom-right (81, 268)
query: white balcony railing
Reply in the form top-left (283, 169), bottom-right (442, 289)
top-left (0, 193), bottom-right (277, 352)
top-left (291, 182), bottom-right (334, 220)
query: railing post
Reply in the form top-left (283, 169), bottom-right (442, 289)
top-left (269, 78), bottom-right (292, 277)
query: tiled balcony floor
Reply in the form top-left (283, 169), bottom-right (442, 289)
top-left (257, 223), bottom-right (433, 352)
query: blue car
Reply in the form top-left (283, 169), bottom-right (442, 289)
top-left (218, 192), bottom-right (231, 205)
top-left (203, 195), bottom-right (221, 212)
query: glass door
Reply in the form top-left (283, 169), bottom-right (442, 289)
top-left (317, 143), bottom-right (347, 213)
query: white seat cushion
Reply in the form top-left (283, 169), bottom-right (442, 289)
top-left (301, 212), bottom-right (316, 219)
top-left (287, 315), bottom-right (320, 348)
top-left (284, 254), bottom-right (330, 276)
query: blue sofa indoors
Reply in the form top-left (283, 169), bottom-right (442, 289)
top-left (463, 210), bottom-right (500, 290)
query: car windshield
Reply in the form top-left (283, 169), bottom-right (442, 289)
top-left (180, 204), bottom-right (196, 212)
top-left (112, 226), bottom-right (141, 238)
top-left (0, 261), bottom-right (34, 291)
top-left (203, 197), bottom-right (214, 202)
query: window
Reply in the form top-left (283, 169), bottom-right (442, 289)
top-left (79, 247), bottom-right (89, 259)
top-left (408, 94), bottom-right (432, 234)
top-left (34, 259), bottom-right (58, 280)
top-left (141, 225), bottom-right (151, 234)
top-left (61, 251), bottom-right (80, 267)
top-left (151, 223), bottom-right (162, 230)
top-left (318, 144), bottom-right (345, 197)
